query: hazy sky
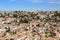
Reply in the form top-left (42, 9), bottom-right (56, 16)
top-left (0, 0), bottom-right (60, 11)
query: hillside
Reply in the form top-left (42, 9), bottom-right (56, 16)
top-left (0, 11), bottom-right (60, 40)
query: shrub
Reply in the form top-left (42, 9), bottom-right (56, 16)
top-left (5, 27), bottom-right (10, 32)
top-left (49, 32), bottom-right (56, 37)
top-left (13, 14), bottom-right (18, 18)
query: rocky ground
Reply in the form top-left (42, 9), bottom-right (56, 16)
top-left (0, 11), bottom-right (60, 40)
